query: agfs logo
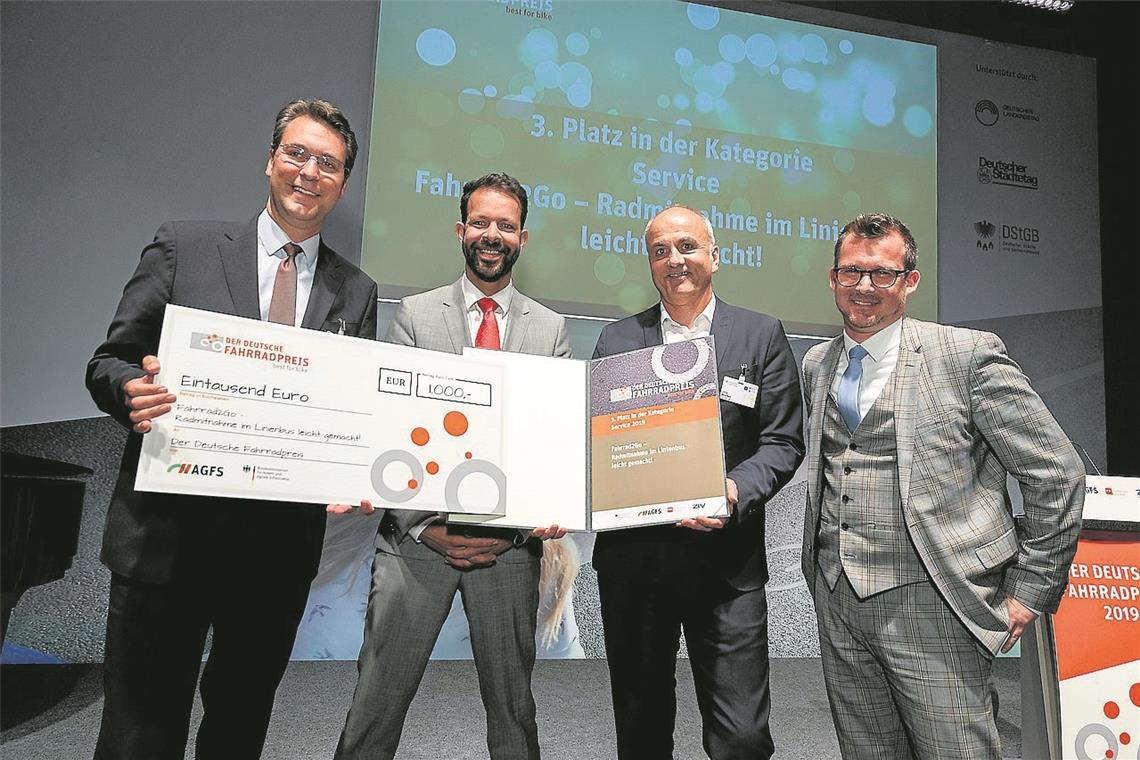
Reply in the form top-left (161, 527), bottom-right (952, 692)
top-left (167, 463), bottom-right (225, 477)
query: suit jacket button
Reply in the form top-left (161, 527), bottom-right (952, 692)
top-left (843, 466), bottom-right (852, 474)
top-left (849, 443), bottom-right (858, 450)
top-left (841, 495), bottom-right (850, 503)
top-left (841, 522), bottom-right (849, 530)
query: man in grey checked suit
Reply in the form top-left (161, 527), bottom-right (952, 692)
top-left (800, 212), bottom-right (1084, 759)
top-left (335, 173), bottom-right (571, 760)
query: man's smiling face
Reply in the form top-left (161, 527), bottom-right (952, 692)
top-left (457, 187), bottom-right (527, 287)
top-left (264, 115), bottom-right (348, 240)
top-left (646, 206), bottom-right (719, 308)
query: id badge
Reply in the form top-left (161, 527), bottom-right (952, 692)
top-left (720, 376), bottom-right (758, 407)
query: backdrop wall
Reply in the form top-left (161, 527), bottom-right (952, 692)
top-left (0, 0), bottom-right (1111, 663)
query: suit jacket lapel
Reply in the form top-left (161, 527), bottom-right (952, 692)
top-left (503, 291), bottom-right (532, 352)
top-left (301, 241), bottom-right (345, 330)
top-left (709, 300), bottom-right (735, 371)
top-left (442, 278), bottom-right (471, 352)
top-left (807, 337), bottom-right (845, 509)
top-left (641, 303), bottom-right (663, 348)
top-left (218, 222), bottom-right (261, 320)
top-left (894, 318), bottom-right (923, 510)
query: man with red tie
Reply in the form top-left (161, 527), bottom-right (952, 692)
top-left (335, 173), bottom-right (572, 760)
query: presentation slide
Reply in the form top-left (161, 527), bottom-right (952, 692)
top-left (361, 0), bottom-right (937, 332)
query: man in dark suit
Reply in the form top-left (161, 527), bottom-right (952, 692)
top-left (85, 99), bottom-right (378, 760)
top-left (592, 205), bottom-right (804, 759)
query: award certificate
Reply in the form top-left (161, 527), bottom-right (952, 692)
top-left (136, 305), bottom-right (506, 514)
top-left (588, 337), bottom-right (728, 530)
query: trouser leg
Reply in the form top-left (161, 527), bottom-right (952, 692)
top-left (462, 553), bottom-right (541, 760)
top-left (335, 544), bottom-right (460, 760)
top-left (94, 573), bottom-right (210, 760)
top-left (597, 572), bottom-right (684, 760)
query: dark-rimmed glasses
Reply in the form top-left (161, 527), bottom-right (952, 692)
top-left (832, 267), bottom-right (911, 289)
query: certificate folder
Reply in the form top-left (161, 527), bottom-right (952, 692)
top-left (448, 349), bottom-right (591, 531)
top-left (450, 338), bottom-right (728, 532)
top-left (138, 306), bottom-right (728, 530)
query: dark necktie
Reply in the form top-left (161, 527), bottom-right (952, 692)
top-left (268, 242), bottom-right (302, 325)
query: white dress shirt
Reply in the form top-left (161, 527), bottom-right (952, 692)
top-left (257, 209), bottom-right (319, 326)
top-left (660, 296), bottom-right (716, 343)
top-left (828, 317), bottom-right (904, 419)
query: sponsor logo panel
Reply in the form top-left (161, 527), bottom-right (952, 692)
top-left (974, 98), bottom-right (1041, 127)
top-left (977, 155), bottom-right (1039, 190)
top-left (972, 219), bottom-right (1041, 256)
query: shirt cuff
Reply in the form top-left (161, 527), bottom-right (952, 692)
top-left (408, 515), bottom-right (443, 542)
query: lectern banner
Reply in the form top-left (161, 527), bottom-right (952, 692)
top-left (1052, 531), bottom-right (1140, 760)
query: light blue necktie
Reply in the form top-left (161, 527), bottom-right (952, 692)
top-left (838, 345), bottom-right (869, 432)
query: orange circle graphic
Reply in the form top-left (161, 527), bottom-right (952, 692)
top-left (443, 411), bottom-right (469, 437)
top-left (465, 451), bottom-right (473, 459)
top-left (410, 427), bottom-right (429, 446)
top-left (407, 479), bottom-right (419, 490)
top-left (426, 461), bottom-right (439, 475)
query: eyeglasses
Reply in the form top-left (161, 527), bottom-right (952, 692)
top-left (833, 266), bottom-right (911, 288)
top-left (276, 144), bottom-right (345, 175)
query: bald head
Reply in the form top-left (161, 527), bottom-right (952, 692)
top-left (645, 205), bottom-right (719, 315)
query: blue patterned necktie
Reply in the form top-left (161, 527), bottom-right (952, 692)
top-left (838, 345), bottom-right (869, 432)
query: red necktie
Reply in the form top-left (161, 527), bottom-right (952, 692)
top-left (475, 297), bottom-right (501, 349)
top-left (268, 243), bottom-right (302, 325)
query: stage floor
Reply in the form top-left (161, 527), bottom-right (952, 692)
top-left (1, 658), bottom-right (1022, 759)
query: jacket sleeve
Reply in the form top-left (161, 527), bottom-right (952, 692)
top-left (591, 325), bottom-right (608, 360)
top-left (969, 332), bottom-right (1085, 613)
top-left (386, 297), bottom-right (415, 347)
top-left (358, 280), bottom-right (378, 341)
top-left (553, 318), bottom-right (573, 359)
top-left (85, 223), bottom-right (177, 428)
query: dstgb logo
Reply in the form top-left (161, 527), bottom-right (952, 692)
top-left (167, 463), bottom-right (225, 477)
top-left (974, 220), bottom-right (996, 251)
top-left (971, 219), bottom-right (1041, 256)
top-left (1003, 225), bottom-right (1039, 242)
